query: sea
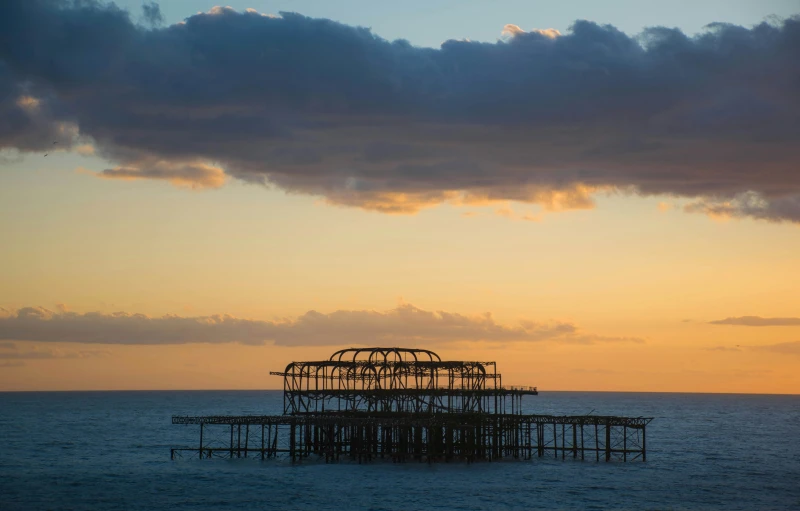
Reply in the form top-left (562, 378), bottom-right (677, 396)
top-left (0, 391), bottom-right (798, 510)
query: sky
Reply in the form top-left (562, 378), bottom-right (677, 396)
top-left (0, 0), bottom-right (799, 393)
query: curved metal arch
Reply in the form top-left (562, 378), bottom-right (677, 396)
top-left (328, 347), bottom-right (442, 363)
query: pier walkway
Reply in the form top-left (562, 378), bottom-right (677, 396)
top-left (171, 412), bottom-right (651, 463)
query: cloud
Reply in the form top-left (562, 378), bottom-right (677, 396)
top-left (567, 334), bottom-right (644, 344)
top-left (705, 345), bottom-right (742, 352)
top-left (710, 316), bottom-right (800, 326)
top-left (0, 342), bottom-right (108, 360)
top-left (1, 3), bottom-right (799, 221)
top-left (0, 304), bottom-right (641, 346)
top-left (685, 193), bottom-right (800, 223)
top-left (97, 159), bottom-right (227, 189)
top-left (501, 25), bottom-right (562, 40)
top-left (752, 341), bottom-right (800, 355)
top-left (141, 2), bottom-right (163, 26)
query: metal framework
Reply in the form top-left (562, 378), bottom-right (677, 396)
top-left (171, 347), bottom-right (652, 463)
top-left (269, 347), bottom-right (537, 415)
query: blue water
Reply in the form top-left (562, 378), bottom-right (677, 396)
top-left (1, 391), bottom-right (798, 510)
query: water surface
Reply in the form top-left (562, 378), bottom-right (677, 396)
top-left (1, 391), bottom-right (798, 510)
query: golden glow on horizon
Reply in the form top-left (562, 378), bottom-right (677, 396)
top-left (1, 163), bottom-right (798, 393)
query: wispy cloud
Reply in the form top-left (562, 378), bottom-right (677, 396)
top-left (1, 4), bottom-right (799, 221)
top-left (710, 316), bottom-right (800, 326)
top-left (98, 160), bottom-right (227, 189)
top-left (0, 342), bottom-right (108, 360)
top-left (0, 304), bottom-right (642, 347)
top-left (705, 342), bottom-right (800, 356)
top-left (705, 346), bottom-right (742, 352)
top-left (751, 341), bottom-right (800, 355)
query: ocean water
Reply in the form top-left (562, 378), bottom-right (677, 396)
top-left (0, 391), bottom-right (798, 510)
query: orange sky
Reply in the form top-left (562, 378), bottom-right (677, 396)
top-left (0, 175), bottom-right (798, 393)
top-left (1, 3), bottom-right (799, 394)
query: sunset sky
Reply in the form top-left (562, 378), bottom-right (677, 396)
top-left (1, 0), bottom-right (799, 393)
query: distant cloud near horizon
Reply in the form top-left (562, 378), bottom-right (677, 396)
top-left (0, 304), bottom-right (642, 346)
top-left (1, 2), bottom-right (799, 221)
top-left (704, 341), bottom-right (800, 355)
top-left (0, 341), bottom-right (107, 360)
top-left (752, 341), bottom-right (800, 355)
top-left (710, 316), bottom-right (800, 326)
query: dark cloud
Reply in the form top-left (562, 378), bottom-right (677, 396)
top-left (710, 316), bottom-right (800, 326)
top-left (141, 2), bottom-right (163, 26)
top-left (1, 2), bottom-right (799, 221)
top-left (0, 304), bottom-right (641, 346)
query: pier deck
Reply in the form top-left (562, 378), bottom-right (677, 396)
top-left (171, 412), bottom-right (651, 463)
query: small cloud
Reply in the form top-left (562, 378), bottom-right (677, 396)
top-left (55, 303), bottom-right (69, 313)
top-left (501, 24), bottom-right (525, 38)
top-left (710, 316), bottom-right (800, 326)
top-left (706, 346), bottom-right (742, 352)
top-left (0, 344), bottom-right (109, 360)
top-left (501, 25), bottom-right (561, 40)
top-left (244, 8), bottom-right (274, 17)
top-left (657, 201), bottom-right (673, 212)
top-left (521, 213), bottom-right (542, 222)
top-left (751, 341), bottom-right (800, 355)
top-left (141, 2), bottom-right (163, 25)
top-left (98, 160), bottom-right (227, 189)
top-left (0, 361), bottom-right (24, 368)
top-left (207, 6), bottom-right (235, 16)
top-left (564, 334), bottom-right (646, 345)
top-left (461, 211), bottom-right (479, 218)
top-left (532, 28), bottom-right (562, 39)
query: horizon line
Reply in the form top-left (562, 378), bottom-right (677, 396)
top-left (1, 388), bottom-right (797, 396)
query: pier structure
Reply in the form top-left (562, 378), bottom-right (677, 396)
top-left (171, 347), bottom-right (651, 463)
top-left (274, 347), bottom-right (529, 415)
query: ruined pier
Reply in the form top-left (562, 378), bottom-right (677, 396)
top-left (171, 348), bottom-right (651, 463)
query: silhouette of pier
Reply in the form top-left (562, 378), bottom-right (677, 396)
top-left (171, 348), bottom-right (651, 462)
